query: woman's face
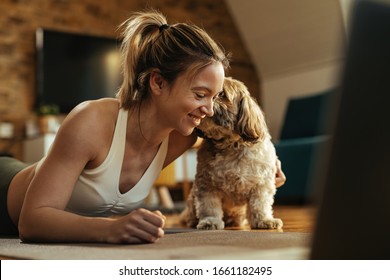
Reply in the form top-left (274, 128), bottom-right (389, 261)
top-left (158, 62), bottom-right (225, 136)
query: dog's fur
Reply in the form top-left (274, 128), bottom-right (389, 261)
top-left (180, 77), bottom-right (283, 230)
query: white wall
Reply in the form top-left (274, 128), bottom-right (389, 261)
top-left (262, 62), bottom-right (342, 139)
top-left (225, 0), bottom-right (349, 139)
top-left (339, 0), bottom-right (355, 32)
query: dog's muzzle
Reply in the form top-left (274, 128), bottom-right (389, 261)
top-left (194, 127), bottom-right (206, 138)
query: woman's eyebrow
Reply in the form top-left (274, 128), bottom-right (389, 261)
top-left (191, 86), bottom-right (211, 93)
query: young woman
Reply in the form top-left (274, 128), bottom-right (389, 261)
top-left (0, 10), bottom-right (285, 244)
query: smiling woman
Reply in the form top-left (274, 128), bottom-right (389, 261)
top-left (151, 62), bottom-right (226, 136)
top-left (0, 9), bottom-right (234, 244)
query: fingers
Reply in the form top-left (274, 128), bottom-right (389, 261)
top-left (275, 159), bottom-right (286, 188)
top-left (275, 175), bottom-right (286, 188)
top-left (276, 159), bottom-right (281, 169)
top-left (111, 208), bottom-right (166, 244)
top-left (151, 210), bottom-right (167, 227)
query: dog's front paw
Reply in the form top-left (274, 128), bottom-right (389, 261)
top-left (250, 218), bottom-right (283, 229)
top-left (197, 217), bottom-right (225, 230)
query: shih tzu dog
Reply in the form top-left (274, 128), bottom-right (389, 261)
top-left (180, 77), bottom-right (283, 230)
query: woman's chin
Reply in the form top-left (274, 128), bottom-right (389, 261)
top-left (176, 126), bottom-right (196, 137)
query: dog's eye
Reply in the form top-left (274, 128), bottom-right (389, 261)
top-left (213, 91), bottom-right (226, 102)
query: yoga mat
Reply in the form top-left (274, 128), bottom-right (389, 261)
top-left (0, 231), bottom-right (311, 260)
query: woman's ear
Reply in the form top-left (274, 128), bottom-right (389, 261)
top-left (149, 70), bottom-right (165, 95)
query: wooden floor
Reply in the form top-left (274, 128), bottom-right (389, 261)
top-left (0, 205), bottom-right (316, 260)
top-left (165, 204), bottom-right (317, 233)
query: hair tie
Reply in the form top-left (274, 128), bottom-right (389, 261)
top-left (159, 24), bottom-right (170, 32)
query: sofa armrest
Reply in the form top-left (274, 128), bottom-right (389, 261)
top-left (274, 135), bottom-right (330, 203)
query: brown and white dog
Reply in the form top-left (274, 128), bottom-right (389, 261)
top-left (180, 77), bottom-right (283, 230)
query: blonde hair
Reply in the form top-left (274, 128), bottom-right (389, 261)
top-left (117, 10), bottom-right (230, 109)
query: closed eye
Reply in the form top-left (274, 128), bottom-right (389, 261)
top-left (195, 92), bottom-right (205, 99)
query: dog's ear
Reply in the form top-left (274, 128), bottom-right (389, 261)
top-left (235, 94), bottom-right (268, 143)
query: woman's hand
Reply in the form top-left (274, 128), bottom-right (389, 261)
top-left (107, 208), bottom-right (166, 244)
top-left (275, 159), bottom-right (286, 188)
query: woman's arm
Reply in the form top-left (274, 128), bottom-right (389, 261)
top-left (18, 101), bottom-right (165, 243)
top-left (275, 159), bottom-right (286, 188)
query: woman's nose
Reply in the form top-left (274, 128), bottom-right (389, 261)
top-left (200, 100), bottom-right (214, 117)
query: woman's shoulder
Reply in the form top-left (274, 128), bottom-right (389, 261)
top-left (69, 98), bottom-right (120, 119)
top-left (62, 98), bottom-right (119, 129)
top-left (49, 98), bottom-right (121, 163)
top-left (57, 98), bottom-right (120, 144)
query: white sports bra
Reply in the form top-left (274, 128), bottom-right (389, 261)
top-left (37, 108), bottom-right (169, 217)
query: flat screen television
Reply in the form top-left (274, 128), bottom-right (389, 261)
top-left (35, 28), bottom-right (122, 114)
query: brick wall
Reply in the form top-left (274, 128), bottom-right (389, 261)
top-left (0, 0), bottom-right (259, 159)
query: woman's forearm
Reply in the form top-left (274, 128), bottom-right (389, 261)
top-left (18, 207), bottom-right (113, 243)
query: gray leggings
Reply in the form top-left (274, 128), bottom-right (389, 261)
top-left (0, 157), bottom-right (29, 236)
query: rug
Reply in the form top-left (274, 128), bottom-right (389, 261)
top-left (0, 231), bottom-right (311, 260)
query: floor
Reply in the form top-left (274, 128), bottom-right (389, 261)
top-left (0, 204), bottom-right (316, 260)
top-left (165, 204), bottom-right (317, 233)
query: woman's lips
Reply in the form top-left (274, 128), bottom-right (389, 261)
top-left (188, 113), bottom-right (202, 126)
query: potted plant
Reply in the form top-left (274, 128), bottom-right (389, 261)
top-left (37, 104), bottom-right (60, 134)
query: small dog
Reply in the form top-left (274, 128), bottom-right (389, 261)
top-left (180, 77), bottom-right (283, 230)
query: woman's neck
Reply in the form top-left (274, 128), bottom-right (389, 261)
top-left (125, 103), bottom-right (172, 151)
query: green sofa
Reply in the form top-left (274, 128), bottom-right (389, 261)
top-left (274, 89), bottom-right (334, 204)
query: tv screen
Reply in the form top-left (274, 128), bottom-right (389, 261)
top-left (35, 28), bottom-right (122, 114)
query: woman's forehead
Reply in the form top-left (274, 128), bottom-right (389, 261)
top-left (190, 63), bottom-right (225, 91)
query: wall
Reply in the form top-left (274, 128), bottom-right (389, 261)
top-left (226, 0), bottom-right (346, 139)
top-left (0, 0), bottom-right (257, 160)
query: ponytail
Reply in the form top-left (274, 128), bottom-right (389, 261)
top-left (117, 10), bottom-right (229, 110)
